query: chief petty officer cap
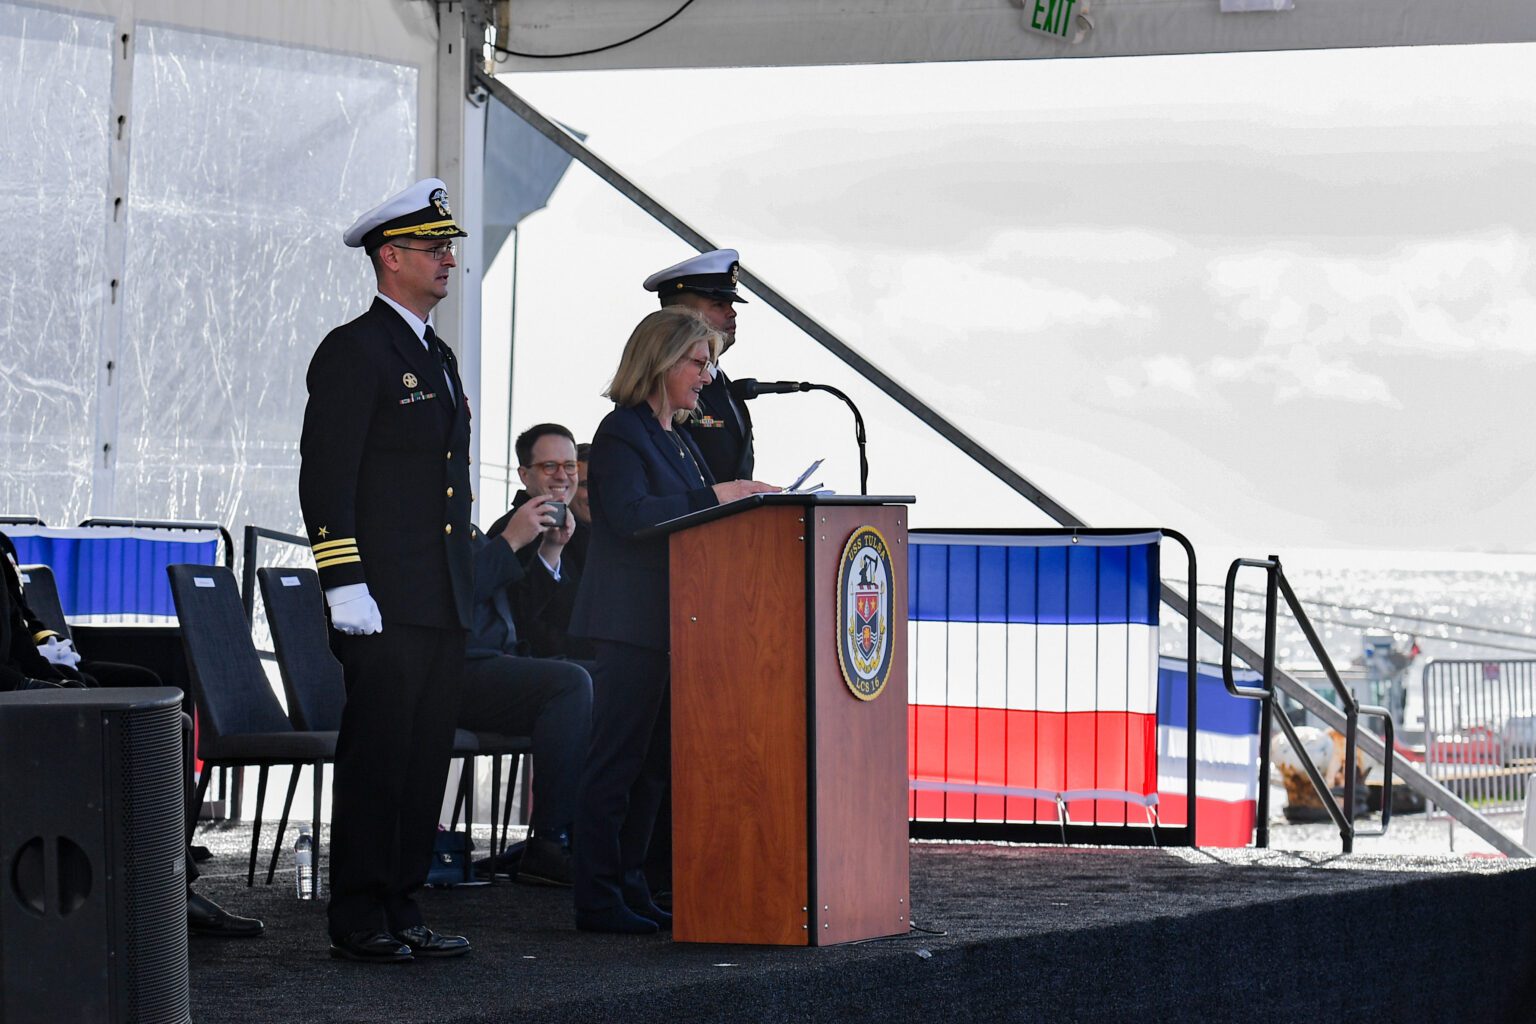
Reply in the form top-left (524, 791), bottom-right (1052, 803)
top-left (342, 177), bottom-right (469, 251)
top-left (642, 248), bottom-right (748, 303)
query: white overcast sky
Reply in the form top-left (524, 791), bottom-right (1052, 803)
top-left (482, 43), bottom-right (1536, 560)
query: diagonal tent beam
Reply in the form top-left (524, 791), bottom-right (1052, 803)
top-left (478, 72), bottom-right (1529, 858)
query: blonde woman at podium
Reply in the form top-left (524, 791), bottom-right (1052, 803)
top-left (568, 307), bottom-right (776, 935)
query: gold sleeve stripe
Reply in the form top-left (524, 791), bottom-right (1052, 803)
top-left (312, 537), bottom-right (358, 554)
top-left (315, 553), bottom-right (362, 569)
top-left (31, 630), bottom-right (59, 643)
top-left (312, 544), bottom-right (359, 559)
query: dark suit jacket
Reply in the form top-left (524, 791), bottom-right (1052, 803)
top-left (570, 404), bottom-right (718, 651)
top-left (298, 298), bottom-right (473, 630)
top-left (481, 492), bottom-right (591, 660)
top-left (466, 526), bottom-right (531, 660)
top-left (0, 532), bottom-right (64, 691)
top-left (683, 369), bottom-right (754, 483)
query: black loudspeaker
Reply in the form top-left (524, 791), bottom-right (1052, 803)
top-left (0, 687), bottom-right (189, 1024)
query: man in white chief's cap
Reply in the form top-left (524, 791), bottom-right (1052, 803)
top-left (643, 248), bottom-right (755, 484)
top-left (299, 178), bottom-right (475, 964)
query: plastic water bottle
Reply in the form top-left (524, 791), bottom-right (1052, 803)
top-left (294, 825), bottom-right (315, 900)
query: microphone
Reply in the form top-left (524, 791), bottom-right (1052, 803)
top-left (727, 378), bottom-right (809, 400)
top-left (725, 377), bottom-right (870, 496)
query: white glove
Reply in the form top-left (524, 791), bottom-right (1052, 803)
top-left (39, 636), bottom-right (82, 669)
top-left (327, 591), bottom-right (383, 636)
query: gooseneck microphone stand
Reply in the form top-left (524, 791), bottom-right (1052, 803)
top-left (728, 379), bottom-right (870, 494)
top-left (804, 384), bottom-right (868, 496)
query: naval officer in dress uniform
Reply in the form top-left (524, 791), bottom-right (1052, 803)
top-left (299, 178), bottom-right (474, 963)
top-left (643, 249), bottom-right (754, 484)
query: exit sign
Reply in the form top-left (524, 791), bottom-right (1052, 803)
top-left (1024, 0), bottom-right (1085, 42)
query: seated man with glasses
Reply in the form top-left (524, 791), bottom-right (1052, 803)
top-left (460, 423), bottom-right (595, 884)
top-left (488, 424), bottom-right (593, 660)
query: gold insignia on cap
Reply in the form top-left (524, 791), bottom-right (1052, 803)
top-left (430, 187), bottom-right (451, 218)
top-left (403, 372), bottom-right (418, 388)
top-left (729, 262), bottom-right (740, 285)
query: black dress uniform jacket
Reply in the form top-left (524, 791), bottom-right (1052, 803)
top-left (683, 369), bottom-right (753, 484)
top-left (298, 298), bottom-right (473, 628)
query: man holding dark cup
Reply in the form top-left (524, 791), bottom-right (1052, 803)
top-left (484, 423), bottom-right (591, 660)
top-left (457, 423), bottom-right (595, 885)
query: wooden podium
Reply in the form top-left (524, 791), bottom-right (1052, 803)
top-left (655, 493), bottom-right (912, 945)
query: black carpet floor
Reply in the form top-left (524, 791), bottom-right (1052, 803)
top-left (188, 824), bottom-right (1536, 1024)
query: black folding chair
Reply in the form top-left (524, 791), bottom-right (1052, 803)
top-left (256, 567), bottom-right (531, 882)
top-left (166, 564), bottom-right (337, 887)
top-left (14, 563), bottom-right (71, 642)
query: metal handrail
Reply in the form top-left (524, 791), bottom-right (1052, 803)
top-left (1221, 555), bottom-right (1394, 854)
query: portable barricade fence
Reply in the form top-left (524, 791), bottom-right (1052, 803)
top-left (1421, 659), bottom-right (1536, 816)
top-left (906, 529), bottom-right (1201, 847)
top-left (1156, 657), bottom-right (1263, 848)
top-left (6, 524), bottom-right (225, 623)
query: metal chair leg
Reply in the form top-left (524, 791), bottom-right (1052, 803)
top-left (312, 761), bottom-right (324, 887)
top-left (449, 758), bottom-right (465, 833)
top-left (248, 766), bottom-right (269, 887)
top-left (265, 767), bottom-right (301, 885)
top-left (518, 753), bottom-right (533, 825)
top-left (189, 766), bottom-right (212, 850)
top-left (460, 759), bottom-right (475, 883)
top-left (489, 755), bottom-right (503, 861)
top-left (499, 754), bottom-right (520, 857)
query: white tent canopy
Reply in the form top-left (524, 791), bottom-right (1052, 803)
top-left (3, 0), bottom-right (1532, 537)
top-left (497, 0), bottom-right (1536, 72)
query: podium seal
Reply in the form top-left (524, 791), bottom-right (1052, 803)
top-left (836, 526), bottom-right (895, 701)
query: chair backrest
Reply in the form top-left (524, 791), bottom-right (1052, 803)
top-left (165, 564), bottom-right (292, 739)
top-left (256, 567), bottom-right (346, 732)
top-left (15, 564), bottom-right (73, 643)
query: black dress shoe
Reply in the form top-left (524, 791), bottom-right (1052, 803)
top-left (517, 835), bottom-right (574, 887)
top-left (627, 900), bottom-right (672, 930)
top-left (393, 925), bottom-right (470, 958)
top-left (329, 930), bottom-right (413, 963)
top-left (187, 891), bottom-right (264, 938)
top-left (575, 905), bottom-right (660, 935)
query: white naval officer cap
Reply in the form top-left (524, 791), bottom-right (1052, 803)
top-left (343, 177), bottom-right (469, 250)
top-left (642, 248), bottom-right (748, 303)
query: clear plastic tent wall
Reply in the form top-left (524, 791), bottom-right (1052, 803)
top-left (0, 8), bottom-right (110, 521)
top-left (0, 2), bottom-right (419, 534)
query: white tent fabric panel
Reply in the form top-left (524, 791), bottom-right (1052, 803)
top-left (112, 24), bottom-right (419, 531)
top-left (0, 0), bottom-right (433, 533)
top-left (0, 8), bottom-right (112, 522)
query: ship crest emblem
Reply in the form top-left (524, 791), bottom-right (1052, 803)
top-left (837, 526), bottom-right (895, 701)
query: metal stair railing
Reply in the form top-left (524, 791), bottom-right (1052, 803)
top-left (1221, 556), bottom-right (1395, 854)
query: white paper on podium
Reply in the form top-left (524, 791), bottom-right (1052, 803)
top-left (784, 458), bottom-right (824, 493)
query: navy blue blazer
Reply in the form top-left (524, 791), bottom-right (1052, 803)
top-left (569, 403), bottom-right (718, 651)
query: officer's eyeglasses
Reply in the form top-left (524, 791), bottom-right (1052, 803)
top-left (528, 461), bottom-right (579, 477)
top-left (391, 241), bottom-right (456, 262)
